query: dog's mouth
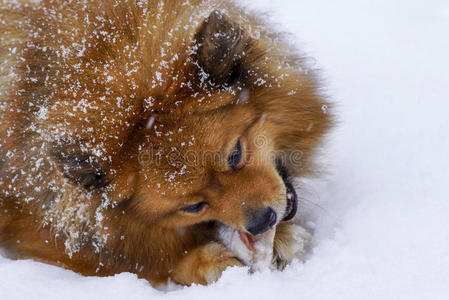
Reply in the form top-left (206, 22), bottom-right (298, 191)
top-left (236, 162), bottom-right (298, 252)
top-left (283, 179), bottom-right (298, 221)
top-left (276, 161), bottom-right (298, 222)
top-left (238, 230), bottom-right (257, 253)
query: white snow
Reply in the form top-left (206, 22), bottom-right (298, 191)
top-left (2, 0), bottom-right (449, 299)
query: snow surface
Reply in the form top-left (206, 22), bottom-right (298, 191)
top-left (1, 0), bottom-right (449, 299)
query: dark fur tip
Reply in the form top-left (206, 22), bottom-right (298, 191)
top-left (195, 10), bottom-right (248, 85)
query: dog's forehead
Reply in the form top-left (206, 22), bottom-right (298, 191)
top-left (150, 105), bottom-right (247, 140)
top-left (173, 90), bottom-right (240, 114)
top-left (145, 85), bottom-right (253, 115)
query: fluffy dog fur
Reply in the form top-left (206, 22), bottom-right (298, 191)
top-left (0, 0), bottom-right (331, 286)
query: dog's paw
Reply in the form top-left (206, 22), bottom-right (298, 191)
top-left (171, 242), bottom-right (243, 286)
top-left (272, 222), bottom-right (312, 270)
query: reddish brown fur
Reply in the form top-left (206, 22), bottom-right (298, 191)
top-left (0, 0), bottom-right (332, 285)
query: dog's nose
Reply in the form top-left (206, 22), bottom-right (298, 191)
top-left (246, 207), bottom-right (277, 236)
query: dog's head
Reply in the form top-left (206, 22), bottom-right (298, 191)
top-left (131, 105), bottom-right (298, 235)
top-left (105, 10), bottom-right (330, 236)
top-left (45, 9), bottom-right (331, 237)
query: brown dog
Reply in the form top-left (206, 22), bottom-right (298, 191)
top-left (0, 0), bottom-right (331, 286)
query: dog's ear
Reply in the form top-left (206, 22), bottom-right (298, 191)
top-left (195, 10), bottom-right (248, 85)
top-left (52, 146), bottom-right (108, 190)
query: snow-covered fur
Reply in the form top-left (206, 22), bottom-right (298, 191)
top-left (0, 0), bottom-right (331, 285)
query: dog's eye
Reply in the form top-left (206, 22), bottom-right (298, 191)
top-left (182, 202), bottom-right (208, 213)
top-left (227, 140), bottom-right (243, 171)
